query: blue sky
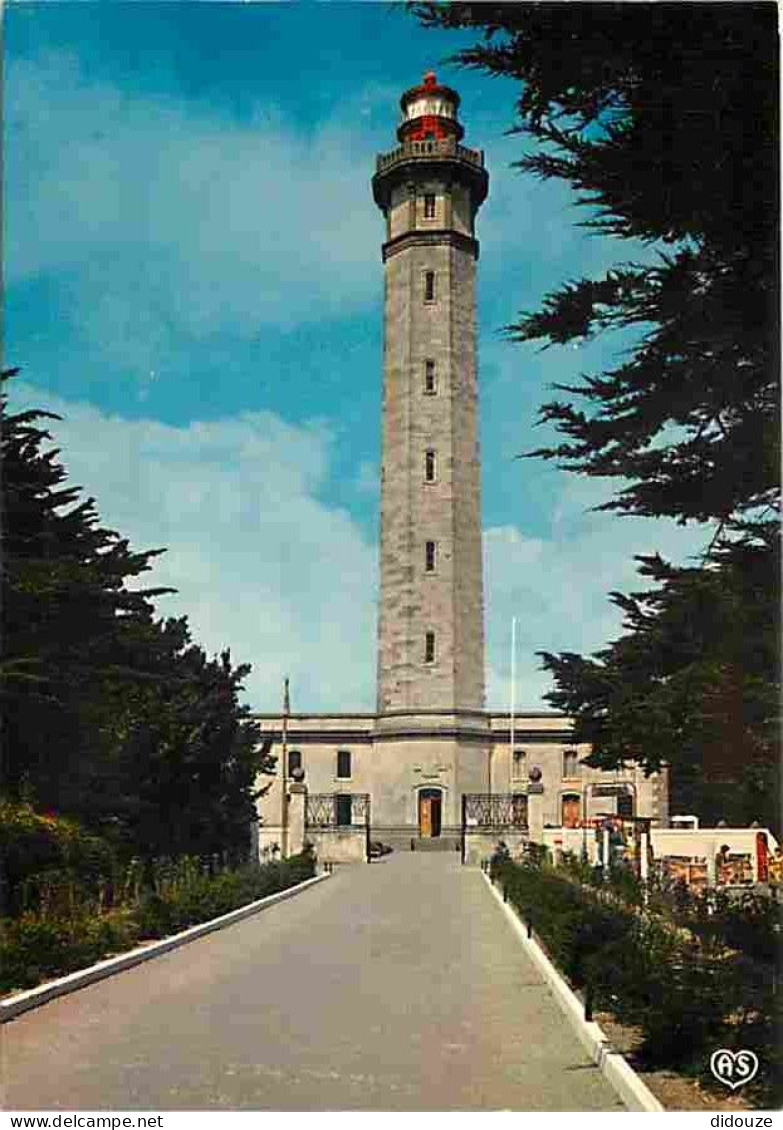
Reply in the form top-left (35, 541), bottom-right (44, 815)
top-left (5, 1), bottom-right (709, 712)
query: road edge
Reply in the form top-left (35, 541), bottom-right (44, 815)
top-left (482, 871), bottom-right (664, 1112)
top-left (0, 871), bottom-right (330, 1024)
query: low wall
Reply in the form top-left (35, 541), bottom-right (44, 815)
top-left (307, 829), bottom-right (368, 864)
top-left (463, 830), bottom-right (528, 867)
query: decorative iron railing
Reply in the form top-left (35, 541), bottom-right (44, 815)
top-left (306, 793), bottom-right (371, 829)
top-left (462, 793), bottom-right (529, 829)
top-left (376, 138), bottom-right (484, 173)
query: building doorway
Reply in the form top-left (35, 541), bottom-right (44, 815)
top-left (418, 789), bottom-right (442, 838)
top-left (562, 793), bottom-right (581, 828)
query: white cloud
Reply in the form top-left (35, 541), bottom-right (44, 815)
top-left (7, 50), bottom-right (714, 716)
top-left (483, 482), bottom-right (712, 710)
top-left (16, 379), bottom-right (710, 717)
top-left (6, 49), bottom-right (390, 364)
top-left (13, 382), bottom-right (378, 712)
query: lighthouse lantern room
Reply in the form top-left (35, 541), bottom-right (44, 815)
top-left (398, 71), bottom-right (464, 142)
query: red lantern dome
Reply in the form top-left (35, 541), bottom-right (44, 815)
top-left (397, 71), bottom-right (464, 143)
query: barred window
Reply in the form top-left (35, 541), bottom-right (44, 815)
top-left (424, 271), bottom-right (436, 302)
top-left (424, 359), bottom-right (436, 394)
top-left (425, 449), bottom-right (437, 482)
top-left (425, 540), bottom-right (436, 572)
top-left (425, 631), bottom-right (436, 664)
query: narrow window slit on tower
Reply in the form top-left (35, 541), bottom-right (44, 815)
top-left (425, 631), bottom-right (436, 664)
top-left (424, 359), bottom-right (436, 394)
top-left (424, 271), bottom-right (435, 302)
top-left (425, 540), bottom-right (436, 572)
top-left (425, 449), bottom-right (436, 482)
top-left (424, 194), bottom-right (436, 219)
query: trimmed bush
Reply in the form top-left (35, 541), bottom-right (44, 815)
top-left (0, 909), bottom-right (140, 991)
top-left (490, 850), bottom-right (777, 1095)
top-left (0, 849), bottom-right (316, 994)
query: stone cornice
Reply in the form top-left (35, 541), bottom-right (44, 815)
top-left (382, 228), bottom-right (479, 262)
top-left (250, 720), bottom-right (574, 745)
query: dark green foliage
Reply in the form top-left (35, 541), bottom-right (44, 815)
top-left (0, 801), bottom-right (117, 909)
top-left (539, 531), bottom-right (780, 826)
top-left (1, 371), bottom-right (171, 815)
top-left (410, 5), bottom-right (780, 826)
top-left (0, 851), bottom-right (316, 993)
top-left (133, 849), bottom-right (315, 937)
top-left (0, 910), bottom-right (142, 992)
top-left (411, 3), bottom-right (778, 525)
top-left (490, 854), bottom-right (780, 1100)
top-left (1, 370), bottom-right (274, 867)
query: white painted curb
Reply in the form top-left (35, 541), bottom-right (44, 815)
top-left (483, 872), bottom-right (664, 1112)
top-left (0, 871), bottom-right (330, 1023)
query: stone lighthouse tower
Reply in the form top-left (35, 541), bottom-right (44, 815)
top-left (372, 72), bottom-right (489, 715)
top-left (254, 75), bottom-right (667, 856)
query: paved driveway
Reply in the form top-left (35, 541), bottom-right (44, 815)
top-left (2, 854), bottom-right (624, 1110)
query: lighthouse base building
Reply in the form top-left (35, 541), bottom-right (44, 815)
top-left (253, 709), bottom-right (668, 860)
top-left (254, 75), bottom-right (668, 862)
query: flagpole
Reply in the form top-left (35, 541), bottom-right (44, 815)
top-left (281, 676), bottom-right (290, 858)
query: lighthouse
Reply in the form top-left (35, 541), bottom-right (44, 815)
top-left (372, 72), bottom-right (489, 715)
top-left (253, 75), bottom-right (667, 856)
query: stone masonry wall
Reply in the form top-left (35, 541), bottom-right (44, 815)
top-left (376, 172), bottom-right (485, 713)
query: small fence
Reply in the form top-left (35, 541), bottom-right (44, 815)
top-left (375, 137), bottom-right (484, 172)
top-left (306, 793), bottom-right (371, 864)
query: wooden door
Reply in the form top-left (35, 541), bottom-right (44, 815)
top-left (420, 796), bottom-right (433, 837)
top-left (562, 794), bottom-right (581, 828)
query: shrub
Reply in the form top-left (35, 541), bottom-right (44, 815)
top-left (490, 855), bottom-right (769, 1078)
top-left (0, 908), bottom-right (139, 993)
top-left (0, 848), bottom-right (316, 993)
top-left (0, 801), bottom-right (120, 916)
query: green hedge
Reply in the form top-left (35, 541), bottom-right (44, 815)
top-left (0, 850), bottom-right (316, 994)
top-left (491, 852), bottom-right (779, 1104)
top-left (0, 909), bottom-right (141, 992)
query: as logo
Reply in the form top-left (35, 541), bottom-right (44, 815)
top-left (710, 1049), bottom-right (759, 1090)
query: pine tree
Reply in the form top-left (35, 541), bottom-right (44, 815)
top-left (412, 2), bottom-right (778, 525)
top-left (1, 370), bottom-right (274, 858)
top-left (410, 4), bottom-right (780, 821)
top-left (539, 527), bottom-right (779, 827)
